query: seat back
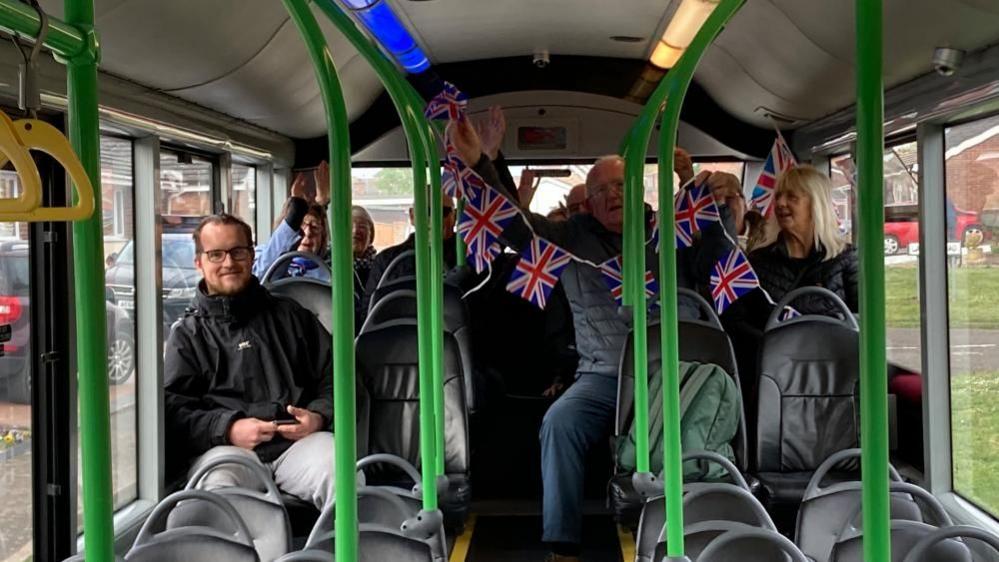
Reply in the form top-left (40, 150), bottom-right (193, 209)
top-left (755, 287), bottom-right (860, 474)
top-left (831, 520), bottom-right (971, 562)
top-left (902, 525), bottom-right (999, 562)
top-left (355, 321), bottom-right (469, 479)
top-left (796, 449), bottom-right (921, 562)
top-left (265, 277), bottom-right (333, 335)
top-left (260, 251), bottom-right (331, 284)
top-left (362, 288), bottom-right (477, 411)
top-left (616, 290), bottom-right (748, 469)
top-left (179, 454), bottom-right (291, 561)
top-left (127, 490), bottom-right (258, 562)
top-left (698, 527), bottom-right (810, 562)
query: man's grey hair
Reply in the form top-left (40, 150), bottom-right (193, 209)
top-left (585, 155), bottom-right (625, 197)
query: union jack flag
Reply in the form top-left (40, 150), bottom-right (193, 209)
top-left (507, 237), bottom-right (573, 309)
top-left (669, 180), bottom-right (723, 249)
top-left (424, 82), bottom-right (468, 121)
top-left (749, 134), bottom-right (797, 218)
top-left (598, 256), bottom-right (659, 304)
top-left (709, 248), bottom-right (760, 315)
top-left (458, 185), bottom-right (518, 273)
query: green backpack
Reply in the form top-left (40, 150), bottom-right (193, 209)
top-left (616, 360), bottom-right (742, 481)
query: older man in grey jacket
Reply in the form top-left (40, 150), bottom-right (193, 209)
top-left (452, 117), bottom-right (733, 561)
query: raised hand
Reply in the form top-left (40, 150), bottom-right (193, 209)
top-left (275, 405), bottom-right (324, 441)
top-left (518, 169), bottom-right (540, 208)
top-left (674, 148), bottom-right (695, 186)
top-left (291, 172), bottom-right (309, 201)
top-left (447, 115), bottom-right (483, 166)
top-left (475, 105), bottom-right (507, 161)
top-left (227, 418), bottom-right (277, 450)
top-left (314, 160), bottom-right (330, 206)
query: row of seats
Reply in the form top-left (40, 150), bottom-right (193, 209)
top-left (632, 448), bottom-right (999, 561)
top-left (264, 257), bottom-right (475, 530)
top-left (611, 287), bottom-right (862, 525)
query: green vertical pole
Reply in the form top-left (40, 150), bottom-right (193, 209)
top-left (620, 1), bottom-right (743, 557)
top-left (425, 131), bottom-right (447, 476)
top-left (313, 2), bottom-right (442, 510)
top-left (281, 2), bottom-right (359, 560)
top-left (856, 0), bottom-right (891, 560)
top-left (455, 198), bottom-right (466, 267)
top-left (65, 1), bottom-right (114, 560)
top-left (655, 4), bottom-right (742, 556)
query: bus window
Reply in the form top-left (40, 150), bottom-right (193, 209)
top-left (0, 172), bottom-right (32, 559)
top-left (946, 113), bottom-right (999, 516)
top-left (883, 141), bottom-right (922, 375)
top-left (231, 163), bottom-right (256, 240)
top-left (98, 136), bottom-right (139, 511)
top-left (159, 150), bottom-right (212, 339)
top-left (830, 154), bottom-right (854, 240)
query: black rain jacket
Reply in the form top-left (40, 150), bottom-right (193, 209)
top-left (164, 276), bottom-right (333, 476)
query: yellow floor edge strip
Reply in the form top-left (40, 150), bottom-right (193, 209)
top-left (618, 524), bottom-right (636, 562)
top-left (449, 513), bottom-right (478, 562)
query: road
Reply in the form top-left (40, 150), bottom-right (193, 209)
top-left (0, 377), bottom-right (136, 562)
top-left (888, 327), bottom-right (999, 374)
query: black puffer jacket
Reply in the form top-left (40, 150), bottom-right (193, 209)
top-left (164, 277), bottom-right (333, 476)
top-left (749, 237), bottom-right (859, 317)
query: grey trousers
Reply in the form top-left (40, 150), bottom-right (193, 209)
top-left (189, 431), bottom-right (345, 511)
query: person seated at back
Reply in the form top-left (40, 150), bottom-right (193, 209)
top-left (704, 171), bottom-right (768, 252)
top-left (450, 115), bottom-right (734, 562)
top-left (254, 162), bottom-right (331, 282)
top-left (164, 213), bottom-right (338, 510)
top-left (360, 192), bottom-right (457, 315)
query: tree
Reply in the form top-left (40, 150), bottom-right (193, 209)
top-left (373, 168), bottom-right (413, 196)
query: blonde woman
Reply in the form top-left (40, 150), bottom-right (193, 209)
top-left (748, 165), bottom-right (858, 315)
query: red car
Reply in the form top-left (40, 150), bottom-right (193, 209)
top-left (884, 204), bottom-right (982, 254)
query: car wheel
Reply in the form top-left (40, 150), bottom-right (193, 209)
top-left (884, 235), bottom-right (900, 255)
top-left (107, 330), bottom-right (135, 385)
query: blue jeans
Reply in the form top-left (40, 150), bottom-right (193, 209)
top-left (540, 373), bottom-right (618, 544)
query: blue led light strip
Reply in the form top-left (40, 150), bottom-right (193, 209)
top-left (337, 0), bottom-right (430, 73)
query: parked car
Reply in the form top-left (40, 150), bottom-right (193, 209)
top-left (884, 204), bottom-right (983, 254)
top-left (105, 233), bottom-right (200, 332)
top-left (0, 241), bottom-right (135, 404)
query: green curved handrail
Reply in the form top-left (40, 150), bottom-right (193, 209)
top-left (620, 0), bottom-right (744, 556)
top-left (281, 2), bottom-right (360, 560)
top-left (313, 0), bottom-right (449, 504)
top-left (856, 0), bottom-right (891, 559)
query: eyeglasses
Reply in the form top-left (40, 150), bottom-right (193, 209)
top-left (201, 246), bottom-right (253, 263)
top-left (591, 180), bottom-right (624, 198)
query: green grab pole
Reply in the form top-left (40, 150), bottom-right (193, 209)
top-left (455, 198), bottom-right (466, 268)
top-left (653, 2), bottom-right (745, 556)
top-left (856, 0), bottom-right (891, 560)
top-left (65, 0), bottom-right (114, 560)
top-left (0, 0), bottom-right (90, 60)
top-left (312, 1), bottom-right (442, 509)
top-left (424, 128), bottom-right (447, 476)
top-left (281, 2), bottom-right (360, 560)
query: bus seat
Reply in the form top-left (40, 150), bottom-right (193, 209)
top-left (179, 453), bottom-right (292, 562)
top-left (612, 290), bottom-right (749, 527)
top-left (635, 451), bottom-right (752, 561)
top-left (796, 449), bottom-right (924, 562)
top-left (355, 320), bottom-right (471, 529)
top-left (753, 287), bottom-right (860, 505)
top-left (264, 277), bottom-right (333, 335)
top-left (902, 526), bottom-right (999, 562)
top-left (126, 490), bottom-right (259, 562)
top-left (62, 556), bottom-right (125, 561)
top-left (299, 523), bottom-right (434, 561)
top-left (698, 527), bottom-right (809, 562)
top-left (361, 286), bottom-right (478, 413)
top-left (830, 520), bottom-right (971, 562)
top-left (667, 484), bottom-right (776, 560)
top-left (275, 551), bottom-right (333, 561)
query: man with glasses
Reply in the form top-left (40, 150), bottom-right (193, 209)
top-left (359, 191), bottom-right (458, 316)
top-left (164, 213), bottom-right (339, 511)
top-left (451, 116), bottom-right (734, 562)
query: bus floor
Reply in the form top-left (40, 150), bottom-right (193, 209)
top-left (449, 500), bottom-right (626, 562)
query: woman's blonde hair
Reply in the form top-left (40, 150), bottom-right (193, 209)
top-left (772, 165), bottom-right (847, 261)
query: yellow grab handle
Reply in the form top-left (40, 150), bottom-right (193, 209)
top-left (0, 119), bottom-right (96, 222)
top-left (0, 112), bottom-right (43, 214)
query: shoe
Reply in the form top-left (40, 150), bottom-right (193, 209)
top-left (543, 554), bottom-right (581, 562)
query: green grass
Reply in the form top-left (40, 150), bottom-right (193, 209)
top-left (952, 372), bottom-right (999, 516)
top-left (886, 266), bottom-right (999, 329)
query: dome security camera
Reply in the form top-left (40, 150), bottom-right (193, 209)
top-left (933, 47), bottom-right (965, 77)
top-left (533, 49), bottom-right (550, 69)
